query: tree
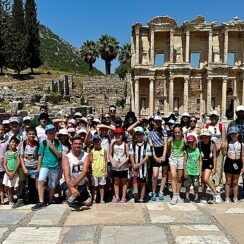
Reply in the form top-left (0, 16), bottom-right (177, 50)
top-left (5, 0), bottom-right (28, 75)
top-left (97, 35), bottom-right (119, 75)
top-left (118, 43), bottom-right (131, 65)
top-left (80, 40), bottom-right (99, 75)
top-left (25, 0), bottom-right (41, 74)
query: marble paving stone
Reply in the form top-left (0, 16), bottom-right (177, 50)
top-left (0, 211), bottom-right (29, 225)
top-left (65, 204), bottom-right (146, 225)
top-left (225, 207), bottom-right (244, 214)
top-left (60, 226), bottom-right (97, 244)
top-left (175, 235), bottom-right (230, 244)
top-left (182, 225), bottom-right (220, 231)
top-left (149, 212), bottom-right (176, 223)
top-left (100, 226), bottom-right (168, 244)
top-left (0, 228), bottom-right (8, 239)
top-left (3, 227), bottom-right (62, 244)
top-left (29, 204), bottom-right (67, 226)
top-left (167, 203), bottom-right (198, 211)
top-left (183, 212), bottom-right (212, 224)
top-left (146, 202), bottom-right (165, 211)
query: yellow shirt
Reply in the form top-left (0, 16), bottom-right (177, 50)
top-left (92, 148), bottom-right (106, 177)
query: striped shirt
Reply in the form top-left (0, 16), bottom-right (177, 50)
top-left (148, 129), bottom-right (167, 147)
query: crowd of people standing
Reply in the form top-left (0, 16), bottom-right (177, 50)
top-left (0, 104), bottom-right (243, 210)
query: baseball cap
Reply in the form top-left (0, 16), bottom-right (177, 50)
top-left (23, 116), bottom-right (31, 122)
top-left (134, 126), bottom-right (144, 134)
top-left (236, 105), bottom-right (244, 112)
top-left (209, 110), bottom-right (219, 117)
top-left (114, 127), bottom-right (124, 134)
top-left (227, 126), bottom-right (239, 135)
top-left (74, 112), bottom-right (82, 118)
top-left (154, 115), bottom-right (162, 121)
top-left (182, 112), bottom-right (190, 117)
top-left (187, 135), bottom-right (197, 142)
top-left (57, 128), bottom-right (68, 136)
top-left (76, 128), bottom-right (87, 135)
top-left (2, 120), bottom-right (9, 125)
top-left (9, 117), bottom-right (19, 124)
top-left (45, 124), bottom-right (56, 132)
top-left (68, 119), bottom-right (76, 125)
top-left (93, 134), bottom-right (101, 142)
top-left (93, 118), bottom-right (101, 124)
top-left (168, 119), bottom-right (175, 125)
top-left (200, 128), bottom-right (212, 137)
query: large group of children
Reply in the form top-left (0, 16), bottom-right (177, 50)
top-left (0, 104), bottom-right (243, 210)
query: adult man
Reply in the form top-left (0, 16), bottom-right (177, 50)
top-left (32, 124), bottom-right (62, 211)
top-left (32, 105), bottom-right (48, 128)
top-left (60, 136), bottom-right (92, 208)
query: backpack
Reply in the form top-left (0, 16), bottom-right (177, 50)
top-left (40, 139), bottom-right (61, 156)
top-left (205, 122), bottom-right (223, 133)
top-left (22, 140), bottom-right (40, 154)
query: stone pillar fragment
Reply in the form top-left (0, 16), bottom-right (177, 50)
top-left (242, 77), bottom-right (244, 105)
top-left (135, 27), bottom-right (140, 65)
top-left (221, 78), bottom-right (227, 119)
top-left (184, 77), bottom-right (189, 111)
top-left (185, 31), bottom-right (190, 63)
top-left (170, 29), bottom-right (174, 63)
top-left (163, 78), bottom-right (168, 114)
top-left (169, 77), bottom-right (174, 112)
top-left (224, 29), bottom-right (228, 64)
top-left (208, 30), bottom-right (213, 63)
top-left (150, 29), bottom-right (155, 65)
top-left (199, 79), bottom-right (203, 116)
top-left (233, 79), bottom-right (237, 119)
top-left (149, 78), bottom-right (154, 116)
top-left (207, 78), bottom-right (212, 113)
top-left (135, 79), bottom-right (140, 116)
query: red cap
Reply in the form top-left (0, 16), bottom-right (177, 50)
top-left (114, 128), bottom-right (124, 134)
top-left (187, 135), bottom-right (197, 142)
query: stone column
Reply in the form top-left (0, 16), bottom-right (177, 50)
top-left (169, 77), bottom-right (174, 112)
top-left (149, 78), bottom-right (154, 115)
top-left (233, 78), bottom-right (237, 119)
top-left (242, 77), bottom-right (244, 104)
top-left (150, 29), bottom-right (155, 65)
top-left (207, 77), bottom-right (212, 113)
top-left (131, 78), bottom-right (135, 112)
top-left (221, 77), bottom-right (227, 119)
top-left (184, 77), bottom-right (189, 111)
top-left (208, 30), bottom-right (213, 64)
top-left (224, 29), bottom-right (228, 64)
top-left (135, 28), bottom-right (140, 65)
top-left (134, 79), bottom-right (140, 116)
top-left (185, 30), bottom-right (190, 63)
top-left (170, 29), bottom-right (174, 63)
top-left (199, 79), bottom-right (203, 116)
top-left (163, 78), bottom-right (168, 114)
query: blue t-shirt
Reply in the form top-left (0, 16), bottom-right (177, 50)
top-left (38, 140), bottom-right (62, 169)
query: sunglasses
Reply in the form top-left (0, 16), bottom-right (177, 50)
top-left (190, 120), bottom-right (196, 122)
top-left (110, 109), bottom-right (116, 112)
top-left (105, 116), bottom-right (110, 119)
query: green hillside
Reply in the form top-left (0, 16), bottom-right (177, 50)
top-left (39, 25), bottom-right (102, 75)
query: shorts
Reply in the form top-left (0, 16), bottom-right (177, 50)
top-left (169, 155), bottom-right (184, 170)
top-left (38, 167), bottom-right (59, 188)
top-left (184, 175), bottom-right (199, 188)
top-left (224, 157), bottom-right (242, 175)
top-left (92, 176), bottom-right (106, 187)
top-left (151, 147), bottom-right (169, 167)
top-left (0, 171), bottom-right (5, 180)
top-left (112, 170), bottom-right (128, 179)
top-left (202, 159), bottom-right (214, 171)
top-left (61, 182), bottom-right (90, 203)
top-left (3, 173), bottom-right (19, 188)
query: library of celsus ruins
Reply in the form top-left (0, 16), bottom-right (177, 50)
top-left (130, 16), bottom-right (244, 120)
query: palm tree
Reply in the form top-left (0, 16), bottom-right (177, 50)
top-left (118, 43), bottom-right (131, 64)
top-left (97, 34), bottom-right (119, 75)
top-left (80, 40), bottom-right (99, 75)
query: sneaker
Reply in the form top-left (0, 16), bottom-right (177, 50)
top-left (12, 199), bottom-right (25, 209)
top-left (68, 201), bottom-right (82, 209)
top-left (233, 198), bottom-right (238, 204)
top-left (31, 202), bottom-right (45, 211)
top-left (170, 196), bottom-right (178, 205)
top-left (120, 198), bottom-right (127, 203)
top-left (139, 199), bottom-right (144, 203)
top-left (100, 200), bottom-right (105, 204)
top-left (112, 196), bottom-right (120, 203)
top-left (177, 196), bottom-right (184, 203)
top-left (9, 202), bottom-right (14, 206)
top-left (213, 195), bottom-right (222, 204)
top-left (225, 197), bottom-right (231, 203)
top-left (194, 198), bottom-right (199, 203)
top-left (200, 197), bottom-right (207, 204)
top-left (158, 193), bottom-right (165, 201)
top-left (184, 198), bottom-right (190, 203)
top-left (151, 193), bottom-right (157, 201)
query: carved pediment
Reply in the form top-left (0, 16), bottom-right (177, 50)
top-left (148, 16), bottom-right (177, 26)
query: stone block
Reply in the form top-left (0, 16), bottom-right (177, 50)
top-left (0, 211), bottom-right (29, 225)
top-left (175, 235), bottom-right (230, 244)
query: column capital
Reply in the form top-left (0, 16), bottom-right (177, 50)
top-left (134, 78), bottom-right (139, 84)
top-left (186, 30), bottom-right (190, 36)
top-left (184, 77), bottom-right (189, 82)
top-left (169, 77), bottom-right (174, 82)
top-left (209, 29), bottom-right (213, 35)
top-left (207, 77), bottom-right (212, 82)
top-left (223, 77), bottom-right (228, 83)
top-left (149, 77), bottom-right (155, 82)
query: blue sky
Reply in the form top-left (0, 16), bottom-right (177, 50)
top-left (36, 0), bottom-right (244, 73)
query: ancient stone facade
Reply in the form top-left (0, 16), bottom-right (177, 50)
top-left (131, 16), bottom-right (244, 119)
top-left (82, 75), bottom-right (130, 117)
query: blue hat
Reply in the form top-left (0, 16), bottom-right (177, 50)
top-left (45, 124), bottom-right (56, 132)
top-left (93, 134), bottom-right (101, 142)
top-left (228, 126), bottom-right (239, 135)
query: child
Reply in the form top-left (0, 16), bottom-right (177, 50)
top-left (3, 136), bottom-right (20, 205)
top-left (57, 129), bottom-right (71, 157)
top-left (109, 127), bottom-right (129, 203)
top-left (0, 124), bottom-right (8, 204)
top-left (91, 134), bottom-right (108, 204)
top-left (168, 124), bottom-right (185, 205)
top-left (129, 127), bottom-right (151, 202)
top-left (183, 135), bottom-right (201, 203)
top-left (199, 129), bottom-right (222, 204)
top-left (223, 126), bottom-right (244, 203)
top-left (13, 128), bottom-right (40, 208)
